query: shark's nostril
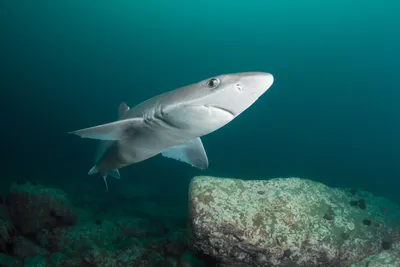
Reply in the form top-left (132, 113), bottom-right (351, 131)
top-left (236, 84), bottom-right (243, 92)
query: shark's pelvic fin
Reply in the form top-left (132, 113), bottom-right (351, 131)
top-left (88, 166), bottom-right (120, 192)
top-left (161, 137), bottom-right (209, 169)
top-left (88, 165), bottom-right (99, 175)
top-left (68, 118), bottom-right (144, 140)
top-left (102, 175), bottom-right (109, 192)
top-left (106, 169), bottom-right (120, 179)
top-left (94, 140), bottom-right (114, 164)
top-left (118, 102), bottom-right (130, 119)
top-left (102, 169), bottom-right (120, 192)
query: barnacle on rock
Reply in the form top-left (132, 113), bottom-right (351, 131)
top-left (350, 200), bottom-right (359, 207)
top-left (363, 219), bottom-right (372, 226)
top-left (358, 199), bottom-right (366, 209)
top-left (382, 240), bottom-right (392, 250)
top-left (347, 221), bottom-right (355, 230)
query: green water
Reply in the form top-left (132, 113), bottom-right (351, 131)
top-left (0, 1), bottom-right (399, 202)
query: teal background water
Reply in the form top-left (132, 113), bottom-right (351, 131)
top-left (0, 1), bottom-right (399, 202)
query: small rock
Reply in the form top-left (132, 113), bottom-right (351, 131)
top-left (8, 182), bottom-right (77, 235)
top-left (114, 217), bottom-right (164, 238)
top-left (351, 250), bottom-right (400, 267)
top-left (363, 219), bottom-right (372, 226)
top-left (50, 251), bottom-right (91, 267)
top-left (155, 260), bottom-right (174, 267)
top-left (382, 240), bottom-right (392, 250)
top-left (0, 218), bottom-right (15, 253)
top-left (37, 220), bottom-right (124, 253)
top-left (10, 236), bottom-right (49, 259)
top-left (350, 200), bottom-right (359, 206)
top-left (359, 199), bottom-right (366, 209)
top-left (83, 238), bottom-right (145, 266)
top-left (0, 253), bottom-right (23, 266)
top-left (23, 255), bottom-right (51, 267)
top-left (179, 250), bottom-right (206, 267)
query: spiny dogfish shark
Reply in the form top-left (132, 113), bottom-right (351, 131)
top-left (69, 72), bottom-right (274, 191)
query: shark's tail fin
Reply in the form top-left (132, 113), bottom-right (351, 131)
top-left (88, 166), bottom-right (120, 192)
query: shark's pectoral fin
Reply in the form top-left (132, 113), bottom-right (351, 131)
top-left (88, 165), bottom-right (99, 175)
top-left (68, 118), bottom-right (144, 140)
top-left (161, 137), bottom-right (209, 169)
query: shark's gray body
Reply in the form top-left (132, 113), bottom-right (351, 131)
top-left (69, 72), bottom-right (274, 190)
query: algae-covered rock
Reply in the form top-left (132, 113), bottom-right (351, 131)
top-left (23, 254), bottom-right (52, 267)
top-left (82, 237), bottom-right (149, 266)
top-left (114, 216), bottom-right (165, 238)
top-left (50, 252), bottom-right (91, 267)
top-left (179, 250), bottom-right (206, 267)
top-left (37, 220), bottom-right (124, 253)
top-left (10, 236), bottom-right (49, 259)
top-left (350, 249), bottom-right (400, 267)
top-left (0, 253), bottom-right (23, 267)
top-left (7, 182), bottom-right (76, 235)
top-left (0, 218), bottom-right (15, 253)
top-left (188, 176), bottom-right (400, 267)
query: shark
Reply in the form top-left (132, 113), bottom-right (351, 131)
top-left (69, 72), bottom-right (274, 190)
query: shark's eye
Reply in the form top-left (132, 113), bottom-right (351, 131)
top-left (206, 78), bottom-right (220, 89)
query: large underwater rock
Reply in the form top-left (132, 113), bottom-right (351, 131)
top-left (188, 176), bottom-right (400, 267)
top-left (7, 181), bottom-right (77, 235)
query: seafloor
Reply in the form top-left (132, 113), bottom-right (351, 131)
top-left (1, 176), bottom-right (399, 266)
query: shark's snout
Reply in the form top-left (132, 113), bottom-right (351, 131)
top-left (238, 72), bottom-right (274, 96)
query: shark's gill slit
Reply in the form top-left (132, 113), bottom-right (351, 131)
top-left (154, 113), bottom-right (180, 129)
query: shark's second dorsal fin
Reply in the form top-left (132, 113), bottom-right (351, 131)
top-left (118, 102), bottom-right (130, 119)
top-left (161, 137), bottom-right (209, 170)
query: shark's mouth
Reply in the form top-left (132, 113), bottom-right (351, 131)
top-left (204, 105), bottom-right (235, 117)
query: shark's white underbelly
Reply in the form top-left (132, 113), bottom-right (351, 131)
top-left (115, 114), bottom-right (192, 169)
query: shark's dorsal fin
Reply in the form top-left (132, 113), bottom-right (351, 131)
top-left (118, 102), bottom-right (130, 119)
top-left (161, 137), bottom-right (208, 169)
top-left (93, 103), bottom-right (130, 163)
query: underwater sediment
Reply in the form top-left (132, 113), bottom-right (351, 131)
top-left (0, 176), bottom-right (399, 266)
top-left (0, 181), bottom-right (202, 266)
